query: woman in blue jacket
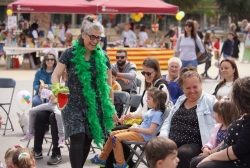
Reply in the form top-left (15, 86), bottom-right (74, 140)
top-left (32, 51), bottom-right (57, 107)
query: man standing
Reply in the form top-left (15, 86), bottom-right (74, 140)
top-left (111, 50), bottom-right (137, 94)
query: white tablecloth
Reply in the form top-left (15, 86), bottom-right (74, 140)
top-left (3, 46), bottom-right (66, 56)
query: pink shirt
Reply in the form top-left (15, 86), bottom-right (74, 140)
top-left (202, 123), bottom-right (223, 150)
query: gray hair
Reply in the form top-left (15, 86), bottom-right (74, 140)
top-left (78, 15), bottom-right (105, 46)
top-left (168, 57), bottom-right (182, 67)
top-left (230, 23), bottom-right (236, 31)
top-left (242, 19), bottom-right (248, 23)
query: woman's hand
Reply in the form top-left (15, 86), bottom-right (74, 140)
top-left (197, 156), bottom-right (213, 167)
top-left (118, 115), bottom-right (125, 124)
top-left (123, 113), bottom-right (133, 120)
top-left (112, 113), bottom-right (119, 125)
top-left (49, 94), bottom-right (57, 104)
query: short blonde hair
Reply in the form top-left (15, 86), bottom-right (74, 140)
top-left (168, 57), bottom-right (182, 67)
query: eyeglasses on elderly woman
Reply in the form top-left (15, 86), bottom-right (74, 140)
top-left (85, 33), bottom-right (102, 41)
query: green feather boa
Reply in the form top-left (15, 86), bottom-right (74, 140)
top-left (71, 40), bottom-right (115, 148)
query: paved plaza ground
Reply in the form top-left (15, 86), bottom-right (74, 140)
top-left (0, 43), bottom-right (249, 167)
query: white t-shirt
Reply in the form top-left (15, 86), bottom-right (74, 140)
top-left (58, 28), bottom-right (71, 42)
top-left (121, 30), bottom-right (136, 46)
top-left (138, 32), bottom-right (148, 45)
top-left (216, 81), bottom-right (233, 98)
top-left (32, 30), bottom-right (38, 39)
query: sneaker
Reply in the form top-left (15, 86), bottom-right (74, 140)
top-left (114, 163), bottom-right (129, 168)
top-left (34, 151), bottom-right (43, 159)
top-left (87, 154), bottom-right (106, 167)
top-left (47, 154), bottom-right (62, 165)
top-left (205, 75), bottom-right (212, 79)
top-left (20, 133), bottom-right (34, 142)
top-left (58, 137), bottom-right (65, 148)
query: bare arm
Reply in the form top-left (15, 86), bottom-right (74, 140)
top-left (107, 69), bottom-right (114, 104)
top-left (51, 62), bottom-right (66, 83)
top-left (129, 123), bottom-right (158, 135)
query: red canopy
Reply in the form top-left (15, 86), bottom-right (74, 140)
top-left (8, 0), bottom-right (97, 13)
top-left (8, 0), bottom-right (178, 14)
top-left (92, 0), bottom-right (178, 14)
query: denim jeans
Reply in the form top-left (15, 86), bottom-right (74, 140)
top-left (32, 94), bottom-right (49, 107)
top-left (223, 53), bottom-right (231, 59)
top-left (181, 59), bottom-right (198, 68)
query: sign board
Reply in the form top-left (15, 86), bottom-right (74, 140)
top-left (8, 16), bottom-right (17, 29)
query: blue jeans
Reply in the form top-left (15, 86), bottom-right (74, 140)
top-left (181, 59), bottom-right (198, 68)
top-left (223, 54), bottom-right (231, 59)
top-left (32, 94), bottom-right (49, 107)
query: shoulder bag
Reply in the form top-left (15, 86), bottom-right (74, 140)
top-left (194, 38), bottom-right (213, 65)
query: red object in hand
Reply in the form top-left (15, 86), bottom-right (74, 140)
top-left (57, 93), bottom-right (68, 110)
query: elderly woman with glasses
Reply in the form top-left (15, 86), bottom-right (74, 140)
top-left (163, 57), bottom-right (184, 104)
top-left (175, 20), bottom-right (205, 68)
top-left (32, 50), bottom-right (57, 107)
top-left (160, 66), bottom-right (217, 168)
top-left (51, 15), bottom-right (117, 168)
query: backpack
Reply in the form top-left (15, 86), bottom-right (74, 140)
top-left (114, 95), bottom-right (124, 118)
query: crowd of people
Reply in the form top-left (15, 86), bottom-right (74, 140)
top-left (1, 15), bottom-right (250, 168)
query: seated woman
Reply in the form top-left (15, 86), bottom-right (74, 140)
top-left (212, 58), bottom-right (239, 99)
top-left (159, 66), bottom-right (217, 168)
top-left (190, 77), bottom-right (250, 168)
top-left (32, 50), bottom-right (57, 107)
top-left (103, 57), bottom-right (171, 168)
top-left (163, 57), bottom-right (184, 104)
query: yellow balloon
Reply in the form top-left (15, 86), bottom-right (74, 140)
top-left (134, 15), bottom-right (141, 22)
top-left (131, 13), bottom-right (136, 19)
top-left (6, 9), bottom-right (13, 16)
top-left (175, 13), bottom-right (183, 21)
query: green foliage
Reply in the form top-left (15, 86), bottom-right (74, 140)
top-left (163, 0), bottom-right (202, 10)
top-left (215, 0), bottom-right (250, 18)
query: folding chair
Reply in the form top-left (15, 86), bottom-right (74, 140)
top-left (124, 94), bottom-right (142, 115)
top-left (136, 78), bottom-right (142, 94)
top-left (114, 91), bottom-right (130, 117)
top-left (122, 102), bottom-right (172, 168)
top-left (0, 78), bottom-right (16, 135)
top-left (117, 79), bottom-right (137, 95)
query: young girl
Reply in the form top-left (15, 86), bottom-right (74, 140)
top-left (12, 148), bottom-right (35, 168)
top-left (4, 145), bottom-right (23, 168)
top-left (87, 86), bottom-right (167, 168)
top-left (20, 71), bottom-right (67, 148)
top-left (199, 98), bottom-right (237, 156)
top-left (145, 137), bottom-right (179, 168)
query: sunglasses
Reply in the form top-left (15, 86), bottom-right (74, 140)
top-left (141, 71), bottom-right (155, 76)
top-left (85, 33), bottom-right (102, 41)
top-left (45, 58), bottom-right (55, 62)
top-left (185, 24), bottom-right (192, 27)
top-left (116, 56), bottom-right (126, 59)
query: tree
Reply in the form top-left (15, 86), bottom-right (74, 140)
top-left (215, 0), bottom-right (250, 21)
top-left (163, 0), bottom-right (202, 10)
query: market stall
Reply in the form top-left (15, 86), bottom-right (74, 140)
top-left (107, 48), bottom-right (173, 69)
top-left (4, 46), bottom-right (173, 70)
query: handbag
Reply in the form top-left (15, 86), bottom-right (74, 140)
top-left (194, 39), bottom-right (213, 65)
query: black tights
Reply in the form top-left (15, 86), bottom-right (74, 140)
top-left (190, 156), bottom-right (249, 168)
top-left (69, 133), bottom-right (92, 168)
top-left (176, 143), bottom-right (201, 168)
top-left (203, 60), bottom-right (211, 76)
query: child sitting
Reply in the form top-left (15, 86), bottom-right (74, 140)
top-left (87, 86), bottom-right (167, 168)
top-left (112, 68), bottom-right (122, 91)
top-left (12, 148), bottom-right (35, 168)
top-left (145, 137), bottom-right (179, 168)
top-left (4, 145), bottom-right (23, 168)
top-left (199, 98), bottom-right (237, 156)
top-left (20, 71), bottom-right (67, 148)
